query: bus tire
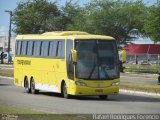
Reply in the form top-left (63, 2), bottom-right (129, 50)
top-left (24, 77), bottom-right (30, 93)
top-left (30, 79), bottom-right (38, 94)
top-left (62, 82), bottom-right (70, 99)
top-left (99, 95), bottom-right (108, 100)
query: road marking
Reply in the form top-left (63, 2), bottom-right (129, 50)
top-left (0, 76), bottom-right (13, 80)
top-left (1, 68), bottom-right (14, 70)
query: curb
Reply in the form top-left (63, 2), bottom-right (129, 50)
top-left (120, 89), bottom-right (160, 97)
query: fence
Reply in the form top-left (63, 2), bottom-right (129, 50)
top-left (126, 54), bottom-right (160, 65)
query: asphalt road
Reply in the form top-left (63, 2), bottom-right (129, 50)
top-left (0, 77), bottom-right (160, 114)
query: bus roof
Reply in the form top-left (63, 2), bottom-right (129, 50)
top-left (16, 31), bottom-right (114, 40)
top-left (42, 31), bottom-right (89, 36)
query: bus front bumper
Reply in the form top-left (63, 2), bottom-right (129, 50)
top-left (69, 85), bottom-right (119, 96)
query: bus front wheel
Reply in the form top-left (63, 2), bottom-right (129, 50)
top-left (62, 83), bottom-right (70, 99)
top-left (99, 95), bottom-right (108, 100)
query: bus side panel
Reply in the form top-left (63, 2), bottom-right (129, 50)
top-left (54, 59), bottom-right (68, 93)
top-left (14, 57), bottom-right (25, 87)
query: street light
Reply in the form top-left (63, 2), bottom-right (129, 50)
top-left (5, 10), bottom-right (12, 64)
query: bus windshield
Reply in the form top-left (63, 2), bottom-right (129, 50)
top-left (75, 40), bottom-right (119, 80)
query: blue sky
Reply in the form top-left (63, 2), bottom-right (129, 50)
top-left (0, 0), bottom-right (156, 36)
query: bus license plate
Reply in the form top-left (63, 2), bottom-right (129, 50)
top-left (95, 89), bottom-right (103, 92)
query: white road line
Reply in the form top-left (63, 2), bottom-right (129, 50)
top-left (0, 76), bottom-right (13, 80)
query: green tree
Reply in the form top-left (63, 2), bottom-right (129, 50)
top-left (68, 0), bottom-right (147, 46)
top-left (144, 2), bottom-right (160, 43)
top-left (61, 0), bottom-right (83, 30)
top-left (12, 0), bottom-right (61, 34)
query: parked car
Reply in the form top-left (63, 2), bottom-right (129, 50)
top-left (0, 52), bottom-right (14, 63)
top-left (140, 60), bottom-right (151, 65)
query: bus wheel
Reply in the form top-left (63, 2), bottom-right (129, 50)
top-left (62, 83), bottom-right (70, 99)
top-left (24, 78), bottom-right (30, 93)
top-left (30, 79), bottom-right (38, 94)
top-left (99, 95), bottom-right (108, 100)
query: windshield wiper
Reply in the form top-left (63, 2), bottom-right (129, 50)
top-left (88, 63), bottom-right (97, 79)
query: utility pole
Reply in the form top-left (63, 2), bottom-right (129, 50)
top-left (5, 10), bottom-right (12, 64)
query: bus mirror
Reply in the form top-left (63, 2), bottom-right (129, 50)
top-left (119, 50), bottom-right (127, 63)
top-left (71, 49), bottom-right (77, 63)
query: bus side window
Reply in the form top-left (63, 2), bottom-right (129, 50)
top-left (27, 41), bottom-right (34, 56)
top-left (33, 41), bottom-right (42, 57)
top-left (66, 40), bottom-right (74, 80)
top-left (21, 41), bottom-right (28, 56)
top-left (57, 41), bottom-right (65, 58)
top-left (49, 41), bottom-right (57, 57)
top-left (17, 41), bottom-right (22, 56)
top-left (15, 41), bottom-right (18, 55)
top-left (41, 41), bottom-right (49, 57)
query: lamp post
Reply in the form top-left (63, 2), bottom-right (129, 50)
top-left (5, 10), bottom-right (12, 64)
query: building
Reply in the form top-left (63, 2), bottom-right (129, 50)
top-left (124, 44), bottom-right (160, 65)
top-left (0, 36), bottom-right (16, 53)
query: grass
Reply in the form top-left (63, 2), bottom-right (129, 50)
top-left (0, 70), bottom-right (13, 77)
top-left (0, 104), bottom-right (91, 120)
top-left (124, 64), bottom-right (160, 74)
top-left (16, 115), bottom-right (92, 120)
top-left (0, 104), bottom-right (45, 114)
top-left (120, 82), bottom-right (160, 94)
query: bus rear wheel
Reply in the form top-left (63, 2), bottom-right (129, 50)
top-left (99, 95), bottom-right (108, 100)
top-left (62, 83), bottom-right (70, 99)
top-left (24, 78), bottom-right (30, 93)
top-left (30, 79), bottom-right (38, 94)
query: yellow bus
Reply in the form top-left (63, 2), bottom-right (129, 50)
top-left (14, 31), bottom-right (120, 99)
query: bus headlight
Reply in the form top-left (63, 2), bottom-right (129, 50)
top-left (112, 82), bottom-right (120, 86)
top-left (75, 81), bottom-right (86, 86)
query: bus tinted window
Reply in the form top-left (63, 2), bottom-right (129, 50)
top-left (41, 41), bottom-right (49, 57)
top-left (27, 41), bottom-right (33, 56)
top-left (66, 40), bottom-right (74, 79)
top-left (33, 41), bottom-right (42, 56)
top-left (17, 41), bottom-right (22, 56)
top-left (57, 41), bottom-right (65, 58)
top-left (15, 41), bottom-right (18, 55)
top-left (49, 41), bottom-right (57, 57)
top-left (21, 41), bottom-right (28, 56)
